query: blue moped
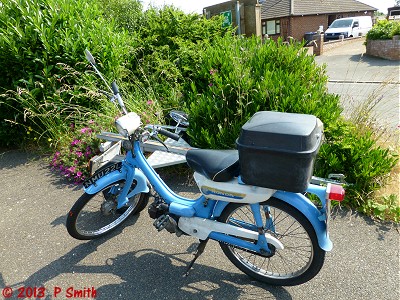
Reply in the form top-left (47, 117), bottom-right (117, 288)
top-left (66, 50), bottom-right (345, 286)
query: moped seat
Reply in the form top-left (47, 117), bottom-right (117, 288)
top-left (186, 149), bottom-right (239, 182)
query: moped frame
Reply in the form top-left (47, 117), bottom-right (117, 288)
top-left (84, 139), bottom-right (333, 253)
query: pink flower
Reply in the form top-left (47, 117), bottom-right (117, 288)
top-left (76, 151), bottom-right (83, 158)
top-left (147, 100), bottom-right (154, 105)
top-left (71, 139), bottom-right (81, 146)
top-left (208, 83), bottom-right (213, 87)
top-left (80, 127), bottom-right (92, 134)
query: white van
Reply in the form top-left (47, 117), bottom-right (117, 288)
top-left (324, 16), bottom-right (372, 40)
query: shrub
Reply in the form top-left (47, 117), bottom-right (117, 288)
top-left (126, 6), bottom-right (234, 111)
top-left (186, 35), bottom-right (398, 212)
top-left (186, 36), bottom-right (341, 149)
top-left (315, 120), bottom-right (398, 207)
top-left (366, 20), bottom-right (400, 40)
top-left (0, 0), bottom-right (133, 147)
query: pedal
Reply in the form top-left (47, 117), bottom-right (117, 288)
top-left (153, 214), bottom-right (169, 231)
top-left (153, 214), bottom-right (180, 234)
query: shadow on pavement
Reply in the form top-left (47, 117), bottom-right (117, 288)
top-left (349, 53), bottom-right (400, 68)
top-left (0, 150), bottom-right (41, 170)
top-left (4, 210), bottom-right (293, 300)
top-left (331, 207), bottom-right (399, 241)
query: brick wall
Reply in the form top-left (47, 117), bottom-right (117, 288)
top-left (366, 36), bottom-right (400, 60)
top-left (290, 15), bottom-right (327, 40)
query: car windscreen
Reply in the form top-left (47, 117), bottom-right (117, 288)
top-left (329, 19), bottom-right (353, 28)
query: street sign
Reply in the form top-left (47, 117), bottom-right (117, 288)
top-left (221, 10), bottom-right (232, 28)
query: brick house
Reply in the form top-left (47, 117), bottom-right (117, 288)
top-left (204, 0), bottom-right (377, 41)
top-left (261, 0), bottom-right (377, 40)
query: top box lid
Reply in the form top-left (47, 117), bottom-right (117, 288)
top-left (237, 111), bottom-right (323, 153)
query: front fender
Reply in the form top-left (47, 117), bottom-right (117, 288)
top-left (273, 190), bottom-right (332, 251)
top-left (84, 167), bottom-right (149, 196)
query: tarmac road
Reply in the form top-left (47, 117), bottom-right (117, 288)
top-left (314, 37), bottom-right (400, 138)
top-left (0, 150), bottom-right (399, 300)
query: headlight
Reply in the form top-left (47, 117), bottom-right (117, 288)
top-left (115, 112), bottom-right (141, 137)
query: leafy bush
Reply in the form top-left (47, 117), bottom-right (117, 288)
top-left (186, 36), bottom-right (341, 149)
top-left (126, 6), bottom-right (233, 110)
top-left (0, 0), bottom-right (132, 147)
top-left (366, 20), bottom-right (400, 40)
top-left (186, 35), bottom-right (398, 211)
top-left (316, 121), bottom-right (398, 207)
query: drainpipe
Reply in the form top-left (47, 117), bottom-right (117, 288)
top-left (289, 0), bottom-right (294, 38)
top-left (236, 1), bottom-right (241, 35)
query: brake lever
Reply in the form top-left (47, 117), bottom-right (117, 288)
top-left (153, 135), bottom-right (170, 153)
top-left (99, 90), bottom-right (115, 101)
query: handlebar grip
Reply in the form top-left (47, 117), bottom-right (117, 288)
top-left (111, 81), bottom-right (120, 95)
top-left (158, 128), bottom-right (180, 141)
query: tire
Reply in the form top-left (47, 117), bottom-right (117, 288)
top-left (66, 179), bottom-right (149, 240)
top-left (218, 197), bottom-right (325, 286)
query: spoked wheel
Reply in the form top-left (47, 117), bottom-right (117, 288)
top-left (218, 197), bottom-right (325, 286)
top-left (66, 180), bottom-right (149, 240)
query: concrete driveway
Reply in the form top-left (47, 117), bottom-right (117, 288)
top-left (0, 150), bottom-right (399, 300)
top-left (314, 38), bottom-right (400, 139)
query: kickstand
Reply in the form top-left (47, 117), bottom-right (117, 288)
top-left (183, 239), bottom-right (208, 277)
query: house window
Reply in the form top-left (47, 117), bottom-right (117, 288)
top-left (264, 19), bottom-right (280, 35)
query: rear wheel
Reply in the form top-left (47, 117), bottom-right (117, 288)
top-left (66, 179), bottom-right (149, 240)
top-left (218, 198), bottom-right (325, 286)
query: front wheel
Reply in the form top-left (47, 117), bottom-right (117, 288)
top-left (218, 198), bottom-right (325, 286)
top-left (66, 179), bottom-right (149, 240)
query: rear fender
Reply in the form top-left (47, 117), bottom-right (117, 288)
top-left (273, 191), bottom-right (332, 251)
top-left (213, 191), bottom-right (332, 251)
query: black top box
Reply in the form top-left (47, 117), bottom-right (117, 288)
top-left (237, 111), bottom-right (323, 192)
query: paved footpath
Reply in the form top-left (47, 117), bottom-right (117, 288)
top-left (0, 150), bottom-right (399, 300)
top-left (315, 38), bottom-right (400, 139)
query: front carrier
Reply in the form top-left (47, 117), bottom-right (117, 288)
top-left (237, 111), bottom-right (323, 192)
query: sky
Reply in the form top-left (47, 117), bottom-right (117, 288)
top-left (140, 0), bottom-right (397, 14)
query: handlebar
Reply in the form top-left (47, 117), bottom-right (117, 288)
top-left (158, 128), bottom-right (180, 141)
top-left (111, 81), bottom-right (120, 95)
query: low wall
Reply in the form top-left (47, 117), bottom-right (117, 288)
top-left (307, 35), bottom-right (364, 56)
top-left (366, 36), bottom-right (400, 60)
top-left (323, 36), bottom-right (365, 52)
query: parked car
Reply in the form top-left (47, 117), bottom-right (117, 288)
top-left (324, 16), bottom-right (372, 40)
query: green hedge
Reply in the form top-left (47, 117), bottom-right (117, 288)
top-left (185, 35), bottom-right (398, 208)
top-left (0, 0), bottom-right (133, 147)
top-left (186, 36), bottom-right (341, 149)
top-left (366, 20), bottom-right (400, 40)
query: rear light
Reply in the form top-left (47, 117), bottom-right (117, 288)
top-left (326, 183), bottom-right (345, 201)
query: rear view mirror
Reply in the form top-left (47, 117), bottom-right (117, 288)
top-left (85, 49), bottom-right (96, 66)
